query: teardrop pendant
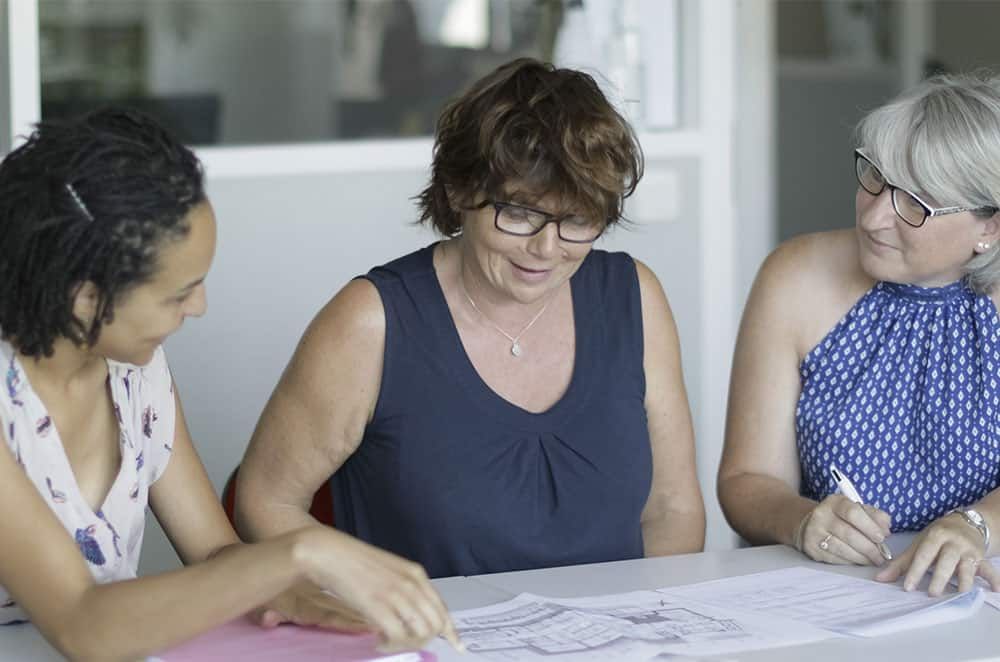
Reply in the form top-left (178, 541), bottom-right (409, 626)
top-left (510, 342), bottom-right (522, 357)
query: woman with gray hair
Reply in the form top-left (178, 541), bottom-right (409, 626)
top-left (719, 73), bottom-right (1000, 596)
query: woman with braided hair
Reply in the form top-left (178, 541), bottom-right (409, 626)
top-left (0, 108), bottom-right (458, 659)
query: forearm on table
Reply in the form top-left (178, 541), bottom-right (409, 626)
top-left (50, 532), bottom-right (307, 662)
top-left (642, 518), bottom-right (705, 556)
top-left (719, 472), bottom-right (815, 547)
top-left (642, 499), bottom-right (706, 556)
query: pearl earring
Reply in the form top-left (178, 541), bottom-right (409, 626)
top-left (978, 242), bottom-right (992, 251)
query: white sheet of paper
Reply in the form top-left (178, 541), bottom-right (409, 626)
top-left (446, 589), bottom-right (834, 661)
top-left (660, 566), bottom-right (983, 637)
top-left (889, 533), bottom-right (1000, 611)
top-left (973, 558), bottom-right (1000, 610)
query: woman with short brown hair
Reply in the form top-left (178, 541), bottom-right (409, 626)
top-left (238, 58), bottom-right (706, 578)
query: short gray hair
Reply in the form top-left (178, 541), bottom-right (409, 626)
top-left (856, 72), bottom-right (1000, 293)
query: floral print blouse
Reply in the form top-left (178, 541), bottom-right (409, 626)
top-left (0, 340), bottom-right (175, 624)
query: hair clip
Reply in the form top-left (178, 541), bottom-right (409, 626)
top-left (65, 183), bottom-right (94, 222)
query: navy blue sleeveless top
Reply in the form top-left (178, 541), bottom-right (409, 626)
top-left (797, 280), bottom-right (1000, 531)
top-left (330, 244), bottom-right (651, 577)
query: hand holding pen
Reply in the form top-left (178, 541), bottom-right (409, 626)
top-left (794, 463), bottom-right (892, 566)
top-left (829, 465), bottom-right (893, 561)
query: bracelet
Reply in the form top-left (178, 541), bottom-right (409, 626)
top-left (949, 508), bottom-right (991, 555)
top-left (793, 508), bottom-right (814, 553)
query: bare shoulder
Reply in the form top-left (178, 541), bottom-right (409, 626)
top-left (633, 258), bottom-right (666, 297)
top-left (631, 259), bottom-right (685, 371)
top-left (244, 277), bottom-right (387, 486)
top-left (306, 278), bottom-right (385, 345)
top-left (759, 229), bottom-right (859, 296)
top-left (632, 258), bottom-right (675, 321)
top-left (281, 277), bottom-right (386, 418)
top-left (747, 229), bottom-right (871, 355)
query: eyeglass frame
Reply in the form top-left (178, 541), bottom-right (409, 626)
top-left (854, 148), bottom-right (997, 228)
top-left (470, 199), bottom-right (608, 243)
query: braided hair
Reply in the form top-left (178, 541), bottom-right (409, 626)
top-left (0, 107), bottom-right (205, 357)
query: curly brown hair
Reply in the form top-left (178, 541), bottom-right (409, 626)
top-left (416, 58), bottom-right (643, 236)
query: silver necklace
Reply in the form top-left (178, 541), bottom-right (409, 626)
top-left (459, 275), bottom-right (552, 357)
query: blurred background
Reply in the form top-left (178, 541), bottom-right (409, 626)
top-left (35, 0), bottom-right (570, 144)
top-left (2, 0), bottom-right (998, 573)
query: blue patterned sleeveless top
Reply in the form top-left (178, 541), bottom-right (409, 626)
top-left (797, 280), bottom-right (1000, 531)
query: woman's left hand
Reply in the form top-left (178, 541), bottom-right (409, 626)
top-left (875, 513), bottom-right (1000, 595)
top-left (250, 581), bottom-right (372, 632)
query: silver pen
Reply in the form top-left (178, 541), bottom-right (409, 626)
top-left (830, 464), bottom-right (893, 561)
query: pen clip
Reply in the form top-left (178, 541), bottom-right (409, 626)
top-left (830, 466), bottom-right (844, 484)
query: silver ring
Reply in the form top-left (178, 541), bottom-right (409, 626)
top-left (819, 533), bottom-right (833, 551)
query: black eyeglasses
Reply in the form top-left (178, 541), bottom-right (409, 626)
top-left (854, 149), bottom-right (997, 228)
top-left (474, 200), bottom-right (606, 243)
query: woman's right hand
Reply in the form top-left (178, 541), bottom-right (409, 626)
top-left (292, 527), bottom-right (464, 653)
top-left (797, 494), bottom-right (892, 566)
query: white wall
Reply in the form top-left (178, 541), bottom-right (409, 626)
top-left (6, 0), bottom-right (39, 146)
top-left (735, 0), bottom-right (775, 307)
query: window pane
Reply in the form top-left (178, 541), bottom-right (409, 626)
top-left (38, 0), bottom-right (571, 146)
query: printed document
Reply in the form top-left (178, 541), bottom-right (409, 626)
top-left (447, 590), bottom-right (834, 661)
top-left (661, 566), bottom-right (983, 637)
top-left (975, 558), bottom-right (1000, 610)
top-left (890, 531), bottom-right (1000, 611)
top-left (445, 566), bottom-right (984, 660)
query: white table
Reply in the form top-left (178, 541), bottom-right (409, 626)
top-left (0, 576), bottom-right (509, 660)
top-left (5, 543), bottom-right (999, 661)
top-left (0, 622), bottom-right (61, 661)
top-left (426, 542), bottom-right (1000, 662)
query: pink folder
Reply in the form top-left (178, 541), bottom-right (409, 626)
top-left (157, 617), bottom-right (436, 661)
